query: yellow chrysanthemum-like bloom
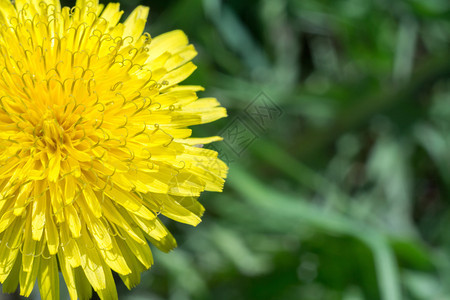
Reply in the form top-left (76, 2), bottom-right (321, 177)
top-left (0, 0), bottom-right (227, 299)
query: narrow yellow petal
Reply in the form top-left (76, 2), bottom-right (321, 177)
top-left (31, 183), bottom-right (46, 241)
top-left (160, 62), bottom-right (197, 88)
top-left (38, 255), bottom-right (59, 300)
top-left (45, 200), bottom-right (59, 255)
top-left (175, 136), bottom-right (223, 145)
top-left (58, 253), bottom-right (79, 300)
top-left (63, 176), bottom-right (77, 205)
top-left (117, 227), bottom-right (153, 268)
top-left (1, 253), bottom-right (20, 293)
top-left (95, 265), bottom-right (118, 300)
top-left (149, 193), bottom-right (203, 226)
top-left (81, 184), bottom-right (102, 218)
top-left (116, 239), bottom-right (145, 289)
top-left (99, 236), bottom-right (131, 276)
top-left (73, 266), bottom-right (93, 300)
top-left (164, 44), bottom-right (198, 71)
top-left (147, 30), bottom-right (189, 61)
top-left (0, 217), bottom-right (25, 280)
top-left (123, 5), bottom-right (149, 42)
top-left (48, 182), bottom-right (65, 223)
top-left (0, 0), bottom-right (16, 25)
top-left (104, 185), bottom-right (155, 220)
top-left (77, 227), bottom-right (106, 291)
top-left (101, 199), bottom-right (145, 244)
top-left (65, 205), bottom-right (81, 238)
top-left (0, 210), bottom-right (17, 234)
top-left (19, 256), bottom-right (40, 297)
top-left (47, 149), bottom-right (61, 182)
top-left (13, 182), bottom-right (33, 216)
top-left (146, 229), bottom-right (177, 253)
top-left (100, 3), bottom-right (123, 28)
top-left (22, 217), bottom-right (38, 273)
top-left (82, 212), bottom-right (113, 251)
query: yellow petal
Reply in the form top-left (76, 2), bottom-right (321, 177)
top-left (73, 266), bottom-right (93, 300)
top-left (175, 136), bottom-right (223, 145)
top-left (98, 236), bottom-right (131, 276)
top-left (60, 224), bottom-right (82, 268)
top-left (63, 176), bottom-right (77, 205)
top-left (0, 217), bottom-right (25, 280)
top-left (117, 227), bottom-right (153, 268)
top-left (58, 253), bottom-right (79, 300)
top-left (123, 5), bottom-right (149, 43)
top-left (160, 62), bottom-right (197, 88)
top-left (104, 185), bottom-right (155, 220)
top-left (65, 205), bottom-right (81, 238)
top-left (146, 229), bottom-right (177, 253)
top-left (81, 184), bottom-right (102, 218)
top-left (100, 3), bottom-right (123, 28)
top-left (45, 202), bottom-right (59, 255)
top-left (19, 256), bottom-right (40, 297)
top-left (38, 255), bottom-right (59, 300)
top-left (116, 238), bottom-right (146, 289)
top-left (164, 45), bottom-right (198, 71)
top-left (95, 265), bottom-right (118, 300)
top-left (0, 0), bottom-right (16, 25)
top-left (147, 30), bottom-right (189, 61)
top-left (22, 217), bottom-right (37, 272)
top-left (13, 182), bottom-right (33, 216)
top-left (101, 199), bottom-right (145, 244)
top-left (77, 226), bottom-right (106, 291)
top-left (31, 182), bottom-right (46, 241)
top-left (149, 193), bottom-right (203, 226)
top-left (1, 253), bottom-right (20, 293)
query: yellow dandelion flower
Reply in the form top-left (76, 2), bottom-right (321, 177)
top-left (0, 0), bottom-right (227, 299)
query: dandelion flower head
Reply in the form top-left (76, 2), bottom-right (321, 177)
top-left (0, 0), bottom-right (227, 298)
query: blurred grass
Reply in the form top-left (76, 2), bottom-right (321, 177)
top-left (10, 0), bottom-right (450, 299)
top-left (108, 0), bottom-right (449, 299)
top-left (131, 0), bottom-right (450, 299)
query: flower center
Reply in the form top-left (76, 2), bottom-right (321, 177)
top-left (38, 111), bottom-right (65, 151)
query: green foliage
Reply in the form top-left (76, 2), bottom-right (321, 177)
top-left (40, 0), bottom-right (450, 299)
top-left (124, 0), bottom-right (449, 299)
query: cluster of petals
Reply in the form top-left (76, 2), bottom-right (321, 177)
top-left (0, 0), bottom-right (227, 299)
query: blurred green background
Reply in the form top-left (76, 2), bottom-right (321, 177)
top-left (11, 0), bottom-right (450, 299)
top-left (122, 0), bottom-right (450, 299)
